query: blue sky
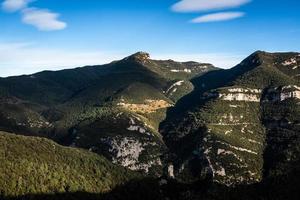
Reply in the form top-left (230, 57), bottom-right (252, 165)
top-left (1, 0), bottom-right (300, 77)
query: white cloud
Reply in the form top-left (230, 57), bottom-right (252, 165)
top-left (1, 0), bottom-right (30, 12)
top-left (21, 8), bottom-right (67, 31)
top-left (191, 12), bottom-right (245, 23)
top-left (1, 0), bottom-right (67, 31)
top-left (172, 0), bottom-right (251, 12)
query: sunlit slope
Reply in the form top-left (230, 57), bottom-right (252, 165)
top-left (0, 131), bottom-right (140, 198)
top-left (0, 52), bottom-right (217, 175)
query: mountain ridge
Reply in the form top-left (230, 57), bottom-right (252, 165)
top-left (1, 50), bottom-right (300, 199)
top-left (0, 52), bottom-right (217, 177)
top-left (160, 50), bottom-right (300, 187)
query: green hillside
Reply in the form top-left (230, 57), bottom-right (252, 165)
top-left (0, 52), bottom-right (217, 176)
top-left (160, 51), bottom-right (300, 186)
top-left (0, 131), bottom-right (140, 199)
top-left (1, 51), bottom-right (300, 199)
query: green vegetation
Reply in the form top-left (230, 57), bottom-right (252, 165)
top-left (0, 52), bottom-right (217, 178)
top-left (1, 51), bottom-right (300, 199)
top-left (160, 51), bottom-right (300, 187)
top-left (0, 131), bottom-right (140, 198)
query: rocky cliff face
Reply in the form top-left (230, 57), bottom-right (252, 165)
top-left (162, 86), bottom-right (265, 185)
top-left (0, 52), bottom-right (217, 176)
top-left (70, 112), bottom-right (166, 176)
top-left (160, 51), bottom-right (300, 187)
top-left (0, 51), bottom-right (300, 199)
top-left (261, 85), bottom-right (300, 180)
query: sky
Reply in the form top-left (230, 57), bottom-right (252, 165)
top-left (0, 0), bottom-right (300, 77)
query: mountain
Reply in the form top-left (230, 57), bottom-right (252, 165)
top-left (0, 52), bottom-right (217, 176)
top-left (0, 131), bottom-right (140, 199)
top-left (160, 51), bottom-right (300, 186)
top-left (1, 51), bottom-right (300, 200)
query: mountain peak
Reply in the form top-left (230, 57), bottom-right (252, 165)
top-left (252, 50), bottom-right (267, 55)
top-left (125, 52), bottom-right (151, 62)
top-left (240, 51), bottom-right (300, 69)
top-left (237, 50), bottom-right (273, 69)
top-left (132, 51), bottom-right (150, 58)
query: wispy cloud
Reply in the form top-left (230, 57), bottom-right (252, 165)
top-left (2, 0), bottom-right (30, 12)
top-left (1, 0), bottom-right (67, 31)
top-left (22, 8), bottom-right (67, 31)
top-left (172, 0), bottom-right (251, 12)
top-left (171, 0), bottom-right (251, 23)
top-left (0, 42), bottom-right (126, 77)
top-left (191, 12), bottom-right (245, 23)
top-left (0, 42), bottom-right (245, 77)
